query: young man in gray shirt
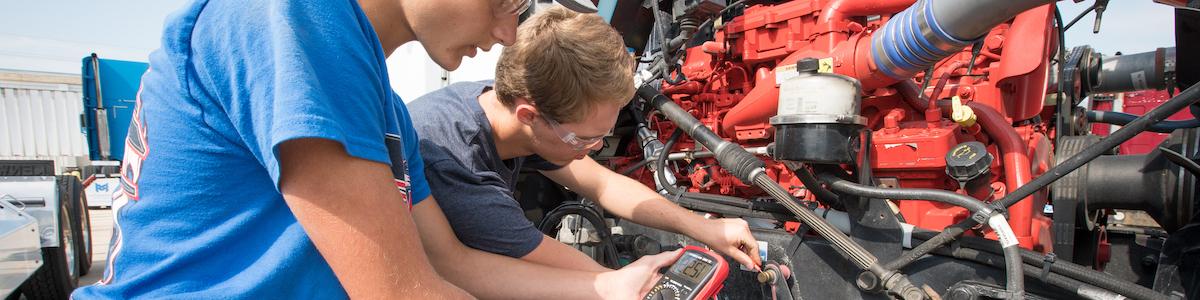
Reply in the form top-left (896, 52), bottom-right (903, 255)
top-left (409, 6), bottom-right (762, 272)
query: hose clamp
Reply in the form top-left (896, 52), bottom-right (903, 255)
top-left (1040, 253), bottom-right (1057, 282)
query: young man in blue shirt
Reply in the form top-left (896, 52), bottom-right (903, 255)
top-left (409, 6), bottom-right (763, 274)
top-left (73, 0), bottom-right (679, 298)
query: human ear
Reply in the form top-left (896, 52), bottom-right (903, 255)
top-left (515, 104), bottom-right (538, 126)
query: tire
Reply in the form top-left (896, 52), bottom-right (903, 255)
top-left (67, 176), bottom-right (94, 276)
top-left (18, 188), bottom-right (80, 299)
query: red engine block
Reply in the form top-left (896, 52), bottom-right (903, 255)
top-left (619, 0), bottom-right (1065, 252)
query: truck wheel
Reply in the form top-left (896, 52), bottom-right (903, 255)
top-left (67, 176), bottom-right (94, 276)
top-left (18, 181), bottom-right (81, 299)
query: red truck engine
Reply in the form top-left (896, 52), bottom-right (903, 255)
top-left (522, 1), bottom-right (1200, 299)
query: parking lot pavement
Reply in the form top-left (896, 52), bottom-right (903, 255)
top-left (79, 208), bottom-right (112, 286)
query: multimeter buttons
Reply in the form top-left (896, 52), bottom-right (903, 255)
top-left (643, 246), bottom-right (730, 300)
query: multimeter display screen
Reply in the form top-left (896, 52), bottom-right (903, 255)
top-left (670, 252), bottom-right (714, 283)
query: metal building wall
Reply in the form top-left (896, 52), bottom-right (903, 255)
top-left (0, 72), bottom-right (88, 174)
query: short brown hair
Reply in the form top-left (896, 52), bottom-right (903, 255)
top-left (494, 6), bottom-right (634, 123)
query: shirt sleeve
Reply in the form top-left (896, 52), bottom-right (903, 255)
top-left (422, 142), bottom-right (545, 258)
top-left (191, 0), bottom-right (393, 185)
top-left (395, 96), bottom-right (432, 204)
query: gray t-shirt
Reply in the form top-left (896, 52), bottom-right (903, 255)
top-left (408, 81), bottom-right (560, 258)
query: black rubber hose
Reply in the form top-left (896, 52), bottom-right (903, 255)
top-left (816, 172), bottom-right (993, 216)
top-left (672, 193), bottom-right (793, 220)
top-left (938, 235), bottom-right (1171, 300)
top-left (677, 192), bottom-right (791, 215)
top-left (1012, 251), bottom-right (1166, 300)
top-left (927, 244), bottom-right (1127, 299)
top-left (1086, 110), bottom-right (1200, 133)
top-left (657, 130), bottom-right (685, 195)
top-left (538, 202), bottom-right (620, 268)
top-left (1002, 244), bottom-right (1025, 300)
top-left (791, 164), bottom-right (843, 205)
top-left (908, 230), bottom-right (1165, 300)
top-left (619, 159), bottom-right (651, 176)
top-left (816, 171), bottom-right (1023, 299)
top-left (885, 222), bottom-right (971, 270)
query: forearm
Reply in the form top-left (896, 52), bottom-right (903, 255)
top-left (414, 200), bottom-right (612, 299)
top-left (279, 139), bottom-right (470, 298)
top-left (520, 235), bottom-right (612, 272)
top-left (591, 175), bottom-right (705, 236)
top-left (430, 245), bottom-right (614, 299)
top-left (547, 159), bottom-right (762, 269)
top-left (288, 197), bottom-right (468, 298)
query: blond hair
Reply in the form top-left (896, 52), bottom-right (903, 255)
top-left (495, 5), bottom-right (634, 123)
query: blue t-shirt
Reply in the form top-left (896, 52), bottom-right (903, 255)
top-left (72, 0), bottom-right (430, 298)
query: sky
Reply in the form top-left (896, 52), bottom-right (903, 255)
top-left (0, 0), bottom-right (1180, 88)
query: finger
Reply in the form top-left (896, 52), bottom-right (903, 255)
top-left (742, 235), bottom-right (763, 266)
top-left (639, 273), bottom-right (662, 296)
top-left (725, 246), bottom-right (758, 271)
top-left (646, 249), bottom-right (683, 268)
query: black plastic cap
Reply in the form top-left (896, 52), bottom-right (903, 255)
top-left (945, 141), bottom-right (993, 182)
top-left (796, 58), bottom-right (820, 74)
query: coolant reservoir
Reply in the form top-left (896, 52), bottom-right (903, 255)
top-left (770, 58), bottom-right (866, 164)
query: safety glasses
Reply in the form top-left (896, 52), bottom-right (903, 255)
top-left (541, 114), bottom-right (607, 151)
top-left (498, 0), bottom-right (533, 19)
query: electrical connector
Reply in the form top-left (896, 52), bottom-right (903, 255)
top-left (951, 96), bottom-right (977, 128)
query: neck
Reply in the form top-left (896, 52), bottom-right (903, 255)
top-left (480, 90), bottom-right (534, 160)
top-left (358, 0), bottom-right (416, 57)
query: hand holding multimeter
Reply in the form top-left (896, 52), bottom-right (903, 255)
top-left (643, 246), bottom-right (730, 300)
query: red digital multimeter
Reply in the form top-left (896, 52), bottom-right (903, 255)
top-left (643, 245), bottom-right (730, 300)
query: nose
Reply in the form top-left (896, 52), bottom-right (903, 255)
top-left (493, 15), bottom-right (518, 46)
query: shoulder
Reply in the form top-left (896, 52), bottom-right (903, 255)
top-left (407, 81), bottom-right (491, 116)
top-left (408, 82), bottom-right (491, 142)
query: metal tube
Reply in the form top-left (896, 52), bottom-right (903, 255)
top-left (1093, 47), bottom-right (1176, 93)
top-left (929, 0), bottom-right (1054, 42)
top-left (666, 147), bottom-right (770, 161)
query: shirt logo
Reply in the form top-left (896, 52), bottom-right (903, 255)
top-left (384, 133), bottom-right (413, 210)
top-left (395, 174), bottom-right (411, 208)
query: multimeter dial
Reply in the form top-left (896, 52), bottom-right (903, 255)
top-left (649, 284), bottom-right (681, 300)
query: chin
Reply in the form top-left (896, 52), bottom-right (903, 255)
top-left (432, 54), bottom-right (463, 71)
top-left (546, 157), bottom-right (576, 166)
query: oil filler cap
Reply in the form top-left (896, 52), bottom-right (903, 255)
top-left (945, 141), bottom-right (993, 182)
